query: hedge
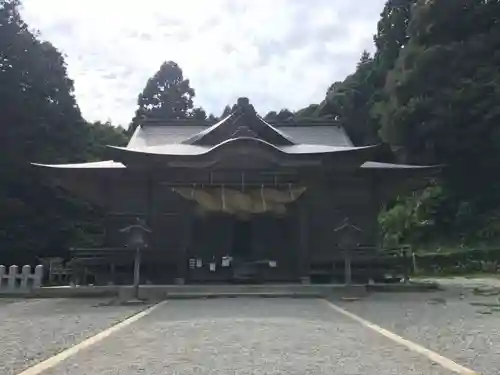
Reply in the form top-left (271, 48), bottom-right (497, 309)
top-left (412, 248), bottom-right (500, 275)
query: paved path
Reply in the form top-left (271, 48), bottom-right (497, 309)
top-left (32, 298), bottom-right (463, 375)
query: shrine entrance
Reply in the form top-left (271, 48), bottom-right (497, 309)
top-left (187, 211), bottom-right (299, 283)
top-left (231, 219), bottom-right (253, 259)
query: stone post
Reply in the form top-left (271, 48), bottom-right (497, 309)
top-left (334, 217), bottom-right (363, 285)
top-left (21, 265), bottom-right (31, 289)
top-left (34, 265), bottom-right (44, 288)
top-left (0, 265), bottom-right (5, 289)
top-left (8, 265), bottom-right (18, 289)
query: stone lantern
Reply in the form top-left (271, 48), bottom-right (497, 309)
top-left (120, 218), bottom-right (151, 299)
top-left (334, 217), bottom-right (363, 285)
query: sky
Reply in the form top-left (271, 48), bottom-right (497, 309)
top-left (20, 0), bottom-right (386, 126)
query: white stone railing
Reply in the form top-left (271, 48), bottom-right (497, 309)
top-left (0, 265), bottom-right (44, 291)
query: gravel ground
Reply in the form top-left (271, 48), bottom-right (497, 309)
top-left (336, 289), bottom-right (500, 375)
top-left (417, 276), bottom-right (500, 289)
top-left (0, 298), bottom-right (146, 375)
top-left (43, 298), bottom-right (456, 375)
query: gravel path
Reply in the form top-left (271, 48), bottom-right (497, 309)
top-left (337, 290), bottom-right (499, 375)
top-left (0, 298), bottom-right (146, 375)
top-left (42, 298), bottom-right (456, 375)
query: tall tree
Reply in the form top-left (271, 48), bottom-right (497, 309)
top-left (85, 121), bottom-right (128, 160)
top-left (129, 61), bottom-right (195, 132)
top-left (0, 0), bottom-right (94, 264)
top-left (294, 104), bottom-right (320, 119)
top-left (373, 0), bottom-right (416, 73)
top-left (220, 105), bottom-right (232, 119)
top-left (378, 0), bottom-right (500, 242)
top-left (318, 52), bottom-right (380, 145)
top-left (191, 107), bottom-right (207, 121)
top-left (264, 109), bottom-right (294, 123)
top-left (207, 114), bottom-right (218, 124)
top-left (315, 0), bottom-right (417, 146)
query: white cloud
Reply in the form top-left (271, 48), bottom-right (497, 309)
top-left (20, 0), bottom-right (386, 125)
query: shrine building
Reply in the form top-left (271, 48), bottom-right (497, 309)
top-left (33, 98), bottom-right (437, 285)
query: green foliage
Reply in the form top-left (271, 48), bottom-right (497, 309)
top-left (317, 52), bottom-right (380, 145)
top-left (85, 121), bottom-right (128, 160)
top-left (379, 184), bottom-right (448, 246)
top-left (291, 0), bottom-right (500, 249)
top-left (413, 248), bottom-right (500, 275)
top-left (377, 0), bottom-right (500, 245)
top-left (220, 105), bottom-right (232, 118)
top-left (263, 109), bottom-right (294, 123)
top-left (191, 107), bottom-right (207, 121)
top-left (129, 61), bottom-right (198, 133)
top-left (294, 104), bottom-right (320, 119)
top-left (0, 1), bottom-right (128, 264)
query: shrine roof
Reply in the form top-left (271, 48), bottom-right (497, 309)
top-left (32, 160), bottom-right (125, 169)
top-left (128, 98), bottom-right (353, 151)
top-left (128, 122), bottom-right (353, 149)
top-left (108, 140), bottom-right (374, 158)
top-left (360, 161), bottom-right (439, 169)
top-left (31, 98), bottom-right (439, 173)
top-left (31, 159), bottom-right (439, 171)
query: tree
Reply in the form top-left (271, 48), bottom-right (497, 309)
top-left (312, 1), bottom-right (418, 146)
top-left (263, 111), bottom-right (278, 122)
top-left (85, 121), bottom-right (128, 160)
top-left (0, 0), bottom-right (130, 264)
top-left (191, 107), bottom-right (207, 121)
top-left (220, 105), bottom-right (232, 119)
top-left (317, 52), bottom-right (380, 145)
top-left (0, 0), bottom-right (93, 264)
top-left (129, 61), bottom-right (195, 132)
top-left (275, 109), bottom-right (294, 122)
top-left (0, 1), bottom-right (87, 164)
top-left (294, 104), bottom-right (320, 119)
top-left (207, 114), bottom-right (218, 124)
top-left (373, 0), bottom-right (417, 73)
top-left (264, 109), bottom-right (293, 123)
top-left (378, 0), bottom-right (500, 243)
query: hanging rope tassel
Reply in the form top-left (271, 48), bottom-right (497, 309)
top-left (289, 183), bottom-right (295, 200)
top-left (222, 185), bottom-right (227, 212)
top-left (261, 184), bottom-right (267, 212)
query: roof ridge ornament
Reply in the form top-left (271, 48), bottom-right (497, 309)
top-left (235, 97), bottom-right (256, 116)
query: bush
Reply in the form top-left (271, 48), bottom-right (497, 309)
top-left (414, 248), bottom-right (500, 275)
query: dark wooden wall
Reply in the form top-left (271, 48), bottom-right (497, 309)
top-left (101, 169), bottom-right (380, 269)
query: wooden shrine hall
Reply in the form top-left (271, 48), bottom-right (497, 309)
top-left (33, 98), bottom-right (437, 285)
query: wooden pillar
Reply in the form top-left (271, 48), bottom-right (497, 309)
top-left (298, 197), bottom-right (310, 284)
top-left (103, 177), bottom-right (111, 247)
top-left (110, 263), bottom-right (116, 285)
top-left (146, 175), bottom-right (153, 231)
top-left (145, 174), bottom-right (153, 285)
top-left (132, 247), bottom-right (140, 296)
top-left (344, 247), bottom-right (352, 285)
top-left (176, 212), bottom-right (192, 285)
top-left (371, 174), bottom-right (381, 250)
top-left (370, 174), bottom-right (380, 283)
